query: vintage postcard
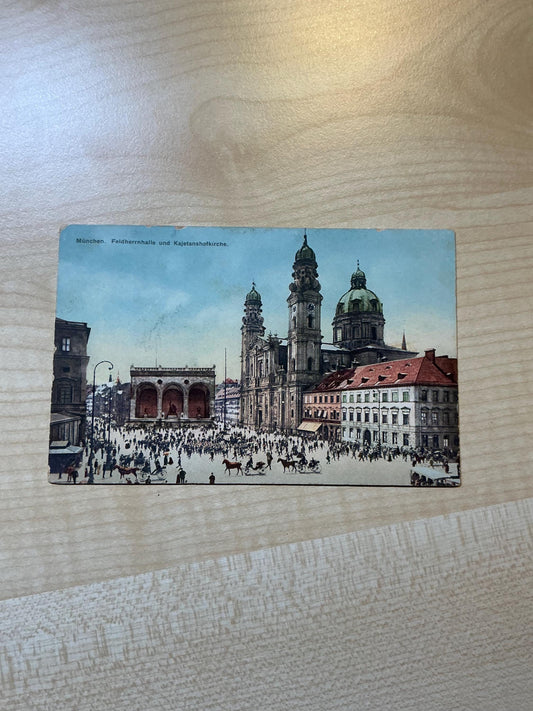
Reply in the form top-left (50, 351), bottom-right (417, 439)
top-left (49, 226), bottom-right (459, 487)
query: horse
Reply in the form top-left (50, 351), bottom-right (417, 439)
top-left (277, 457), bottom-right (296, 472)
top-left (114, 464), bottom-right (138, 480)
top-left (222, 459), bottom-right (243, 475)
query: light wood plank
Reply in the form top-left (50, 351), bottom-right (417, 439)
top-left (1, 499), bottom-right (532, 711)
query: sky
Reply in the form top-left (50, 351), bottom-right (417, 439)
top-left (56, 225), bottom-right (457, 385)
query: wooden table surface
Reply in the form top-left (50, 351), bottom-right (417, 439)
top-left (1, 1), bottom-right (532, 709)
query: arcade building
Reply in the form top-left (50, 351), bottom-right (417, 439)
top-left (129, 366), bottom-right (215, 425)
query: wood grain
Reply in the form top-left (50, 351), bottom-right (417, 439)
top-left (1, 500), bottom-right (532, 710)
top-left (0, 0), bottom-right (532, 705)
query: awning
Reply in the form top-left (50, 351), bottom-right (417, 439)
top-left (297, 421), bottom-right (322, 432)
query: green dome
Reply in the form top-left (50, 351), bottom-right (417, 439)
top-left (336, 264), bottom-right (382, 314)
top-left (336, 287), bottom-right (383, 315)
top-left (295, 233), bottom-right (316, 263)
top-left (245, 282), bottom-right (262, 304)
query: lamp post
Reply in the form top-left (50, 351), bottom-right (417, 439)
top-left (374, 389), bottom-right (381, 455)
top-left (89, 360), bottom-right (113, 483)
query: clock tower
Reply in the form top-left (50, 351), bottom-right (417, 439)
top-left (286, 233), bottom-right (323, 428)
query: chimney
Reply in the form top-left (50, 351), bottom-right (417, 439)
top-left (424, 348), bottom-right (436, 363)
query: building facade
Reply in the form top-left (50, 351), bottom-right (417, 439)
top-left (339, 349), bottom-right (459, 454)
top-left (240, 234), bottom-right (417, 432)
top-left (240, 236), bottom-right (346, 431)
top-left (50, 317), bottom-right (91, 444)
top-left (332, 263), bottom-right (417, 365)
top-left (301, 370), bottom-right (348, 439)
top-left (129, 366), bottom-right (215, 425)
top-left (215, 379), bottom-right (241, 425)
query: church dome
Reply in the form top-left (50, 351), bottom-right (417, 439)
top-left (335, 263), bottom-right (383, 315)
top-left (294, 233), bottom-right (316, 263)
top-left (245, 282), bottom-right (262, 304)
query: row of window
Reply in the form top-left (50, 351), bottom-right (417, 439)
top-left (341, 389), bottom-right (458, 404)
top-left (342, 430), bottom-right (458, 448)
top-left (343, 391), bottom-right (410, 403)
top-left (342, 428), bottom-right (410, 446)
top-left (305, 394), bottom-right (341, 404)
top-left (343, 410), bottom-right (410, 425)
top-left (304, 410), bottom-right (340, 420)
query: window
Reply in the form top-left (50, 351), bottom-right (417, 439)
top-left (443, 390), bottom-right (450, 402)
top-left (342, 411), bottom-right (347, 421)
top-left (382, 432), bottom-right (387, 443)
top-left (373, 430), bottom-right (378, 442)
top-left (422, 434), bottom-right (429, 447)
top-left (58, 383), bottom-right (73, 404)
top-left (382, 412), bottom-right (388, 424)
top-left (402, 391), bottom-right (409, 402)
top-left (308, 316), bottom-right (314, 328)
top-left (382, 392), bottom-right (388, 402)
top-left (391, 391), bottom-right (399, 402)
top-left (364, 411), bottom-right (370, 423)
top-left (356, 411), bottom-right (361, 422)
top-left (432, 411), bottom-right (439, 425)
top-left (402, 412), bottom-right (409, 426)
top-left (356, 429), bottom-right (361, 439)
top-left (373, 392), bottom-right (379, 402)
top-left (443, 412), bottom-right (450, 425)
top-left (342, 394), bottom-right (346, 403)
top-left (421, 411), bottom-right (428, 426)
top-left (420, 390), bottom-right (428, 401)
top-left (61, 337), bottom-right (71, 352)
top-left (307, 357), bottom-right (313, 370)
top-left (392, 413), bottom-right (398, 425)
top-left (392, 432), bottom-right (398, 444)
top-left (319, 396), bottom-right (323, 403)
top-left (403, 434), bottom-right (409, 446)
top-left (373, 412), bottom-right (378, 423)
top-left (62, 366), bottom-right (70, 373)
top-left (432, 390), bottom-right (439, 403)
top-left (364, 393), bottom-right (370, 402)
top-left (349, 427), bottom-right (354, 438)
top-left (349, 411), bottom-right (354, 421)
top-left (433, 434), bottom-right (439, 448)
top-left (336, 395), bottom-right (340, 403)
top-left (349, 393), bottom-right (354, 402)
top-left (357, 394), bottom-right (362, 402)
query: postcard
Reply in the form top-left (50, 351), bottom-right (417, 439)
top-left (48, 226), bottom-right (459, 487)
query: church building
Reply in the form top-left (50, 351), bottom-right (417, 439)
top-left (240, 234), bottom-right (415, 432)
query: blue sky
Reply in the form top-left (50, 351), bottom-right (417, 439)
top-left (57, 225), bottom-right (456, 384)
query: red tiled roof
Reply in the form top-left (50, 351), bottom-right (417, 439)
top-left (308, 369), bottom-right (353, 393)
top-left (312, 350), bottom-right (457, 392)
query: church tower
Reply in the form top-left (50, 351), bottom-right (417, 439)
top-left (286, 233), bottom-right (323, 429)
top-left (240, 283), bottom-right (265, 425)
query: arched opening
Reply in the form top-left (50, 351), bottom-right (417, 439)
top-left (189, 384), bottom-right (210, 418)
top-left (162, 386), bottom-right (184, 418)
top-left (136, 384), bottom-right (157, 418)
top-left (307, 356), bottom-right (313, 371)
top-left (363, 429), bottom-right (371, 446)
top-left (371, 326), bottom-right (377, 340)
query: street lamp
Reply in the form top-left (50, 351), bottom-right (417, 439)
top-left (373, 389), bottom-right (381, 455)
top-left (89, 360), bottom-right (113, 483)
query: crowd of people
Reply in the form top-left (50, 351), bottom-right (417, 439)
top-left (55, 418), bottom-right (458, 486)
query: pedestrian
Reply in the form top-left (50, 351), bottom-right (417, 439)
top-left (209, 473), bottom-right (215, 484)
